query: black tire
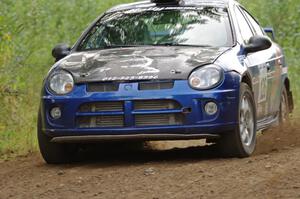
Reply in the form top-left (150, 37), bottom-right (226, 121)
top-left (279, 85), bottom-right (289, 124)
top-left (37, 110), bottom-right (78, 164)
top-left (217, 83), bottom-right (257, 158)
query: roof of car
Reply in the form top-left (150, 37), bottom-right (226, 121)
top-left (108, 0), bottom-right (237, 13)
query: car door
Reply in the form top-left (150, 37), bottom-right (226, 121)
top-left (240, 8), bottom-right (282, 118)
top-left (234, 6), bottom-right (271, 121)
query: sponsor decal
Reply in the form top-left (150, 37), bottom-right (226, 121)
top-left (102, 75), bottom-right (159, 81)
top-left (258, 64), bottom-right (268, 103)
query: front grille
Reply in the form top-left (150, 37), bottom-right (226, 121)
top-left (76, 99), bottom-right (184, 128)
top-left (135, 114), bottom-right (184, 126)
top-left (77, 115), bottom-right (124, 128)
top-left (139, 81), bottom-right (174, 90)
top-left (87, 82), bottom-right (119, 92)
top-left (87, 81), bottom-right (174, 92)
top-left (79, 101), bottom-right (123, 112)
top-left (134, 100), bottom-right (181, 110)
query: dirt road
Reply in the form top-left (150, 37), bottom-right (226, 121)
top-left (1, 121), bottom-right (300, 199)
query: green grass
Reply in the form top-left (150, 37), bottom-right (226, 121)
top-left (0, 0), bottom-right (299, 158)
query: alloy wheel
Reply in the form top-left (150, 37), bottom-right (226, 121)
top-left (239, 94), bottom-right (255, 147)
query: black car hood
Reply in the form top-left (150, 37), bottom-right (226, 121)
top-left (57, 46), bottom-right (229, 83)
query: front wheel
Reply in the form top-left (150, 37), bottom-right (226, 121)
top-left (37, 111), bottom-right (78, 164)
top-left (217, 83), bottom-right (257, 157)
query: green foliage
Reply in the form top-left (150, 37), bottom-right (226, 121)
top-left (239, 0), bottom-right (300, 107)
top-left (0, 0), bottom-right (299, 157)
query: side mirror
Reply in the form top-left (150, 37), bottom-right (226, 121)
top-left (244, 35), bottom-right (272, 54)
top-left (264, 27), bottom-right (275, 41)
top-left (52, 43), bottom-right (71, 62)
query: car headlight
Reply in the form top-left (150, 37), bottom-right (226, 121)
top-left (48, 70), bottom-right (74, 95)
top-left (189, 65), bottom-right (223, 90)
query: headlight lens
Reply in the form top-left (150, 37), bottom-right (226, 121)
top-left (189, 65), bottom-right (223, 90)
top-left (48, 71), bottom-right (74, 95)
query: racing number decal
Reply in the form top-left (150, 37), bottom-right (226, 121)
top-left (258, 64), bottom-right (268, 103)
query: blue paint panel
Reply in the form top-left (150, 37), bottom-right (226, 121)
top-left (41, 72), bottom-right (240, 137)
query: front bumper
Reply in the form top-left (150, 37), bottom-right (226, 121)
top-left (41, 72), bottom-right (240, 141)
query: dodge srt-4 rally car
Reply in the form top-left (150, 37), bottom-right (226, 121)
top-left (38, 0), bottom-right (293, 164)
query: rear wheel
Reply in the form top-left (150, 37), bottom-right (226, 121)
top-left (217, 83), bottom-right (257, 157)
top-left (37, 111), bottom-right (78, 164)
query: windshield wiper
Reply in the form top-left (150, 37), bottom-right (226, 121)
top-left (153, 42), bottom-right (213, 47)
top-left (103, 45), bottom-right (141, 49)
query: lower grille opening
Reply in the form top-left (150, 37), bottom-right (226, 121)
top-left (79, 101), bottom-right (123, 112)
top-left (134, 100), bottom-right (181, 110)
top-left (77, 115), bottom-right (124, 128)
top-left (135, 113), bottom-right (184, 127)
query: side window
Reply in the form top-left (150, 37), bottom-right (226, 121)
top-left (241, 9), bottom-right (264, 36)
top-left (234, 6), bottom-right (253, 43)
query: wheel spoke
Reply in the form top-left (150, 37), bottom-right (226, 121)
top-left (241, 97), bottom-right (246, 111)
top-left (240, 123), bottom-right (244, 131)
top-left (239, 93), bottom-right (254, 147)
top-left (244, 99), bottom-right (250, 112)
top-left (241, 129), bottom-right (247, 142)
top-left (244, 128), bottom-right (250, 143)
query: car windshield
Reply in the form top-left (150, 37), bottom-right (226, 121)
top-left (78, 7), bottom-right (233, 50)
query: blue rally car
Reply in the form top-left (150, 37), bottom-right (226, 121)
top-left (38, 0), bottom-right (293, 163)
